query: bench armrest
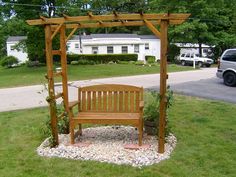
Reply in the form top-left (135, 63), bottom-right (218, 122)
top-left (69, 101), bottom-right (79, 110)
top-left (139, 101), bottom-right (144, 109)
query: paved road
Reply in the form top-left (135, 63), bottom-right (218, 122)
top-left (0, 68), bottom-right (235, 112)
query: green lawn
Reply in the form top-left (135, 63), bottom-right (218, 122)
top-left (0, 64), bottom-right (194, 88)
top-left (0, 95), bottom-right (235, 177)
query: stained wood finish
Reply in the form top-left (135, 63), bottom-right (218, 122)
top-left (78, 84), bottom-right (142, 113)
top-left (27, 13), bottom-right (190, 26)
top-left (45, 25), bottom-right (59, 145)
top-left (26, 12), bottom-right (189, 153)
top-left (158, 20), bottom-right (168, 153)
top-left (70, 84), bottom-right (144, 145)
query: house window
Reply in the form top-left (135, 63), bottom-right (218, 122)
top-left (92, 46), bottom-right (98, 54)
top-left (10, 45), bottom-right (14, 51)
top-left (75, 43), bottom-right (79, 49)
top-left (107, 46), bottom-right (113, 54)
top-left (66, 43), bottom-right (71, 50)
top-left (134, 44), bottom-right (139, 53)
top-left (145, 43), bottom-right (149, 50)
top-left (121, 46), bottom-right (128, 53)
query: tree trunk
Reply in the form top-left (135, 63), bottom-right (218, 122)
top-left (199, 43), bottom-right (202, 56)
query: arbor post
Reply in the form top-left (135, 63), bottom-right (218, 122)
top-left (45, 25), bottom-right (59, 146)
top-left (158, 19), bottom-right (168, 153)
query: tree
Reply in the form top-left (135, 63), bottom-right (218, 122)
top-left (148, 0), bottom-right (236, 58)
top-left (0, 18), bottom-right (30, 57)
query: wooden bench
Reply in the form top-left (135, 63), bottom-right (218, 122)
top-left (69, 84), bottom-right (144, 146)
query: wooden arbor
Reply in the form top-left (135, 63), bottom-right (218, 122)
top-left (27, 12), bottom-right (190, 153)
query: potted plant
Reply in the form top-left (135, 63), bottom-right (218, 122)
top-left (144, 87), bottom-right (173, 136)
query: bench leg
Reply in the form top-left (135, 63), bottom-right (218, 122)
top-left (70, 122), bottom-right (75, 144)
top-left (138, 125), bottom-right (143, 146)
top-left (79, 124), bottom-right (82, 136)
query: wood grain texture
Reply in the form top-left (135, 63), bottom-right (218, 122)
top-left (70, 84), bottom-right (144, 145)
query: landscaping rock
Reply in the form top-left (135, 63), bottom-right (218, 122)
top-left (37, 126), bottom-right (177, 167)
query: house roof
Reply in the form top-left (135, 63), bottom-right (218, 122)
top-left (7, 34), bottom-right (158, 43)
top-left (71, 34), bottom-right (158, 40)
top-left (7, 36), bottom-right (27, 42)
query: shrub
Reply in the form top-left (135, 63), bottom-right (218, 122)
top-left (0, 56), bottom-right (19, 68)
top-left (117, 61), bottom-right (129, 64)
top-left (70, 61), bottom-right (79, 65)
top-left (67, 54), bottom-right (138, 64)
top-left (26, 60), bottom-right (45, 67)
top-left (135, 61), bottom-right (145, 65)
top-left (43, 104), bottom-right (69, 147)
top-left (167, 44), bottom-right (180, 63)
top-left (129, 61), bottom-right (135, 64)
top-left (108, 61), bottom-right (115, 64)
top-left (145, 55), bottom-right (156, 64)
top-left (144, 86), bottom-right (173, 136)
top-left (77, 59), bottom-right (95, 65)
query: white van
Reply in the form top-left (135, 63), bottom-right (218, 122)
top-left (216, 49), bottom-right (236, 86)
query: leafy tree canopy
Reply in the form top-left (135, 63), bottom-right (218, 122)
top-left (0, 0), bottom-right (236, 61)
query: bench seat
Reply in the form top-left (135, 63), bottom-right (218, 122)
top-left (69, 84), bottom-right (144, 146)
top-left (73, 112), bottom-right (140, 125)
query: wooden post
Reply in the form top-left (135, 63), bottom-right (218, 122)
top-left (60, 25), bottom-right (69, 112)
top-left (45, 25), bottom-right (59, 146)
top-left (158, 19), bottom-right (168, 153)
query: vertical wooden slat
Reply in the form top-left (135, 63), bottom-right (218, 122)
top-left (135, 91), bottom-right (140, 112)
top-left (82, 91), bottom-right (86, 111)
top-left (92, 91), bottom-right (96, 111)
top-left (45, 25), bottom-right (58, 146)
top-left (130, 91), bottom-right (134, 112)
top-left (114, 91), bottom-right (118, 112)
top-left (158, 19), bottom-right (168, 153)
top-left (103, 91), bottom-right (107, 111)
top-left (119, 91), bottom-right (123, 112)
top-left (78, 88), bottom-right (81, 111)
top-left (98, 91), bottom-right (102, 111)
top-left (124, 91), bottom-right (129, 112)
top-left (108, 91), bottom-right (112, 112)
top-left (87, 91), bottom-right (91, 111)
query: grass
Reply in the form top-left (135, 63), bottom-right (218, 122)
top-left (0, 63), bottom-right (194, 88)
top-left (0, 95), bottom-right (236, 177)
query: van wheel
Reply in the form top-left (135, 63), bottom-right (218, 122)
top-left (223, 72), bottom-right (236, 86)
top-left (181, 60), bottom-right (186, 66)
top-left (198, 62), bottom-right (203, 67)
top-left (206, 64), bottom-right (211, 67)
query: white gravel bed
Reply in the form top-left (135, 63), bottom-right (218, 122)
top-left (37, 126), bottom-right (177, 167)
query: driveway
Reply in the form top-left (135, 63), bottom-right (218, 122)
top-left (171, 77), bottom-right (236, 104)
top-left (0, 67), bottom-right (235, 112)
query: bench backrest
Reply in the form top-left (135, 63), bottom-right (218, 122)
top-left (78, 84), bottom-right (143, 113)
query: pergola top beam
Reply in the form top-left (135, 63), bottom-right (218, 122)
top-left (27, 13), bottom-right (190, 26)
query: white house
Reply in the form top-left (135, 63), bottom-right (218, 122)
top-left (7, 34), bottom-right (160, 62)
top-left (6, 36), bottom-right (28, 63)
top-left (67, 34), bottom-right (160, 61)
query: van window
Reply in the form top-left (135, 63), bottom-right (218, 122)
top-left (185, 53), bottom-right (190, 57)
top-left (222, 50), bottom-right (236, 62)
top-left (181, 54), bottom-right (185, 57)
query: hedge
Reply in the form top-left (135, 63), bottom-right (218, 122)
top-left (145, 55), bottom-right (156, 64)
top-left (0, 56), bottom-right (19, 68)
top-left (67, 54), bottom-right (138, 64)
